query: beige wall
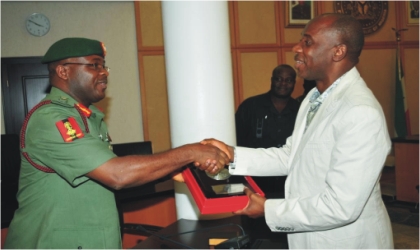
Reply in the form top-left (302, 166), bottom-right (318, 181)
top-left (137, 1), bottom-right (419, 154)
top-left (1, 1), bottom-right (144, 143)
top-left (2, 1), bottom-right (418, 145)
top-left (232, 1), bottom-right (419, 137)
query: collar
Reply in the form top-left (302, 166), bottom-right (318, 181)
top-left (264, 92), bottom-right (299, 114)
top-left (309, 73), bottom-right (346, 106)
top-left (47, 87), bottom-right (93, 118)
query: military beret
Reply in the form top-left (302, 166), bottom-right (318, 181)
top-left (41, 37), bottom-right (106, 64)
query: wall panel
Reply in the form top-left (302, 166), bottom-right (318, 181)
top-left (141, 54), bottom-right (171, 153)
top-left (236, 1), bottom-right (278, 46)
top-left (238, 51), bottom-right (279, 102)
top-left (404, 48), bottom-right (419, 135)
top-left (137, 1), bottom-right (164, 49)
top-left (358, 49), bottom-right (395, 137)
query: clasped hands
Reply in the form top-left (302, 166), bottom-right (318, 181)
top-left (173, 138), bottom-right (266, 218)
top-left (171, 139), bottom-right (231, 182)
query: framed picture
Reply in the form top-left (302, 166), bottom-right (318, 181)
top-left (407, 1), bottom-right (419, 25)
top-left (285, 1), bottom-right (316, 27)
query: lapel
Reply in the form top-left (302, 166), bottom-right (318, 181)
top-left (289, 67), bottom-right (361, 167)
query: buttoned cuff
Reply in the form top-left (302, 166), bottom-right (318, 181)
top-left (228, 147), bottom-right (237, 170)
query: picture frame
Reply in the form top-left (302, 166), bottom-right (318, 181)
top-left (407, 1), bottom-right (419, 25)
top-left (285, 1), bottom-right (316, 27)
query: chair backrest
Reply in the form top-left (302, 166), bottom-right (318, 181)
top-left (111, 141), bottom-right (156, 235)
top-left (1, 134), bottom-right (21, 228)
top-left (112, 141), bottom-right (153, 157)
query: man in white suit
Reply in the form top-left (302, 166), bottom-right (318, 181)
top-left (200, 13), bottom-right (393, 248)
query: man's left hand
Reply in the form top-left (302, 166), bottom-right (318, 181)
top-left (233, 187), bottom-right (266, 218)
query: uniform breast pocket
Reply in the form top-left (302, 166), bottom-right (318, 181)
top-left (47, 228), bottom-right (105, 249)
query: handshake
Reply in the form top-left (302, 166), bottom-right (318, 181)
top-left (172, 138), bottom-right (266, 218)
top-left (172, 138), bottom-right (234, 182)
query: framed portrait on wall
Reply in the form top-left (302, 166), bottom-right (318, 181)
top-left (407, 1), bottom-right (419, 25)
top-left (285, 1), bottom-right (316, 27)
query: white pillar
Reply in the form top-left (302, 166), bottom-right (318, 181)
top-left (162, 1), bottom-right (236, 220)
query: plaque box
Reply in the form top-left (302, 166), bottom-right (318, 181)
top-left (182, 166), bottom-right (265, 214)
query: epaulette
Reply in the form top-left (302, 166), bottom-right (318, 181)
top-left (50, 96), bottom-right (74, 107)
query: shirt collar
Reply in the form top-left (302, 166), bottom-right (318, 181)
top-left (47, 87), bottom-right (94, 118)
top-left (309, 73), bottom-right (346, 105)
top-left (265, 92), bottom-right (299, 114)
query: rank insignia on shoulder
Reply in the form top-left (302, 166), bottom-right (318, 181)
top-left (56, 117), bottom-right (84, 142)
top-left (75, 103), bottom-right (92, 118)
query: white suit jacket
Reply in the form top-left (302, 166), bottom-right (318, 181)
top-left (231, 67), bottom-right (393, 249)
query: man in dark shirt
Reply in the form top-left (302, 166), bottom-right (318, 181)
top-left (235, 64), bottom-right (299, 198)
top-left (235, 64), bottom-right (298, 244)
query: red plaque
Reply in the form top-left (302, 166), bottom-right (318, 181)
top-left (182, 166), bottom-right (265, 214)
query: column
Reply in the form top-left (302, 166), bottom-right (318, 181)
top-left (161, 1), bottom-right (236, 220)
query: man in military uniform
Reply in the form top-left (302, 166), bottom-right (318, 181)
top-left (4, 37), bottom-right (229, 249)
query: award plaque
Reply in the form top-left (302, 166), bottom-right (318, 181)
top-left (182, 165), bottom-right (265, 214)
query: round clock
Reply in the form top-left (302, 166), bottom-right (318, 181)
top-left (26, 13), bottom-right (50, 37)
top-left (334, 1), bottom-right (388, 36)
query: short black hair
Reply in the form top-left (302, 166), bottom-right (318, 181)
top-left (320, 13), bottom-right (365, 63)
top-left (272, 64), bottom-right (296, 78)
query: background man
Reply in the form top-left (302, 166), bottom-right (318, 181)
top-left (4, 37), bottom-right (228, 249)
top-left (201, 13), bottom-right (393, 249)
top-left (235, 64), bottom-right (299, 198)
top-left (235, 64), bottom-right (299, 245)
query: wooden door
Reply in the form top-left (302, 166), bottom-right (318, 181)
top-left (1, 57), bottom-right (50, 135)
top-left (1, 57), bottom-right (50, 244)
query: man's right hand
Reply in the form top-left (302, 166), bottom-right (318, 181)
top-left (200, 138), bottom-right (234, 162)
top-left (190, 143), bottom-right (230, 175)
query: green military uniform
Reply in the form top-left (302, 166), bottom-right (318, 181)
top-left (4, 87), bottom-right (121, 248)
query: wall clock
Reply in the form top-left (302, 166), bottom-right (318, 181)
top-left (333, 1), bottom-right (388, 36)
top-left (26, 13), bottom-right (50, 37)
